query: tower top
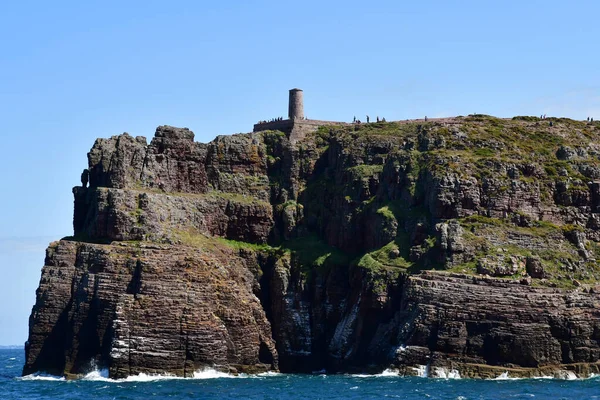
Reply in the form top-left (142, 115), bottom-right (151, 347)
top-left (253, 89), bottom-right (350, 143)
top-left (288, 88), bottom-right (304, 120)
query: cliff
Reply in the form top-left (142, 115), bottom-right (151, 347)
top-left (24, 117), bottom-right (600, 378)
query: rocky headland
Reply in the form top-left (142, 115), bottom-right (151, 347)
top-left (24, 117), bottom-right (600, 379)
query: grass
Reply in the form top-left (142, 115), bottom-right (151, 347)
top-left (448, 213), bottom-right (600, 287)
top-left (473, 148), bottom-right (496, 157)
top-left (75, 116), bottom-right (600, 289)
top-left (292, 116), bottom-right (596, 288)
top-left (376, 205), bottom-right (396, 221)
top-left (350, 121), bottom-right (429, 138)
top-left (280, 234), bottom-right (351, 272)
top-left (346, 164), bottom-right (384, 178)
top-left (177, 228), bottom-right (413, 283)
top-left (512, 116), bottom-right (541, 122)
top-left (128, 185), bottom-right (269, 206)
top-left (163, 212), bottom-right (587, 289)
top-left (356, 239), bottom-right (412, 271)
top-left (174, 229), bottom-right (273, 253)
top-left (307, 116), bottom-right (600, 177)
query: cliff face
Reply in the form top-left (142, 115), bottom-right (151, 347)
top-left (24, 241), bottom-right (276, 378)
top-left (24, 117), bottom-right (600, 378)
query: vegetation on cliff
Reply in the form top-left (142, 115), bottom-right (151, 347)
top-left (24, 119), bottom-right (600, 379)
top-left (264, 116), bottom-right (600, 289)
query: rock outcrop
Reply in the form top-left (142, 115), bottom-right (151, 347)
top-left (24, 241), bottom-right (276, 378)
top-left (24, 116), bottom-right (600, 378)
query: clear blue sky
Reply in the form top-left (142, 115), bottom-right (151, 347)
top-left (1, 0), bottom-right (599, 345)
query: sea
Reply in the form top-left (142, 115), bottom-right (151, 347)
top-left (1, 348), bottom-right (599, 399)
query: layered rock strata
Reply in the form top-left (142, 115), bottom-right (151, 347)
top-left (25, 116), bottom-right (600, 378)
top-left (24, 240), bottom-right (275, 378)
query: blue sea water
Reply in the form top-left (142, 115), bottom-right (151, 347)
top-left (1, 349), bottom-right (599, 400)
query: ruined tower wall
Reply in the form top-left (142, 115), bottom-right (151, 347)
top-left (253, 88), bottom-right (350, 143)
top-left (288, 89), bottom-right (304, 120)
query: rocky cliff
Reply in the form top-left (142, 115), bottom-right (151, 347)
top-left (24, 117), bottom-right (600, 378)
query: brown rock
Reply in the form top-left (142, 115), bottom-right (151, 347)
top-left (526, 256), bottom-right (545, 279)
top-left (23, 240), bottom-right (277, 378)
top-left (24, 117), bottom-right (600, 379)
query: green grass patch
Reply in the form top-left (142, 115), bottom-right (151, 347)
top-left (174, 229), bottom-right (273, 253)
top-left (473, 148), bottom-right (496, 157)
top-left (356, 239), bottom-right (412, 271)
top-left (461, 214), bottom-right (505, 227)
top-left (512, 116), bottom-right (541, 122)
top-left (346, 164), bottom-right (384, 178)
top-left (281, 234), bottom-right (352, 272)
top-left (376, 205), bottom-right (396, 221)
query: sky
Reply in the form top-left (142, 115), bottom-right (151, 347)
top-left (1, 0), bottom-right (599, 345)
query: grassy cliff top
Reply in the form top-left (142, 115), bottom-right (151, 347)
top-left (307, 115), bottom-right (600, 185)
top-left (263, 115), bottom-right (600, 289)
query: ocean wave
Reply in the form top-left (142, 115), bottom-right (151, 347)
top-left (20, 373), bottom-right (66, 381)
top-left (79, 368), bottom-right (282, 382)
top-left (350, 368), bottom-right (399, 378)
top-left (406, 365), bottom-right (461, 379)
top-left (413, 365), bottom-right (428, 378)
top-left (557, 371), bottom-right (578, 380)
top-left (19, 367), bottom-right (600, 383)
top-left (346, 365), bottom-right (594, 381)
top-left (492, 370), bottom-right (596, 381)
top-left (493, 371), bottom-right (522, 381)
top-left (432, 367), bottom-right (461, 379)
top-left (408, 366), bottom-right (600, 381)
top-left (190, 369), bottom-right (241, 380)
top-left (18, 367), bottom-right (283, 383)
top-left (254, 371), bottom-right (282, 377)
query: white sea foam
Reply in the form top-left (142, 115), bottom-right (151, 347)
top-left (532, 375), bottom-right (555, 380)
top-left (413, 365), bottom-right (429, 378)
top-left (494, 371), bottom-right (520, 380)
top-left (8, 357), bottom-right (16, 361)
top-left (380, 368), bottom-right (399, 377)
top-left (82, 369), bottom-right (112, 381)
top-left (255, 371), bottom-right (282, 377)
top-left (20, 373), bottom-right (66, 381)
top-left (349, 367), bottom-right (599, 381)
top-left (556, 370), bottom-right (578, 381)
top-left (492, 370), bottom-right (589, 381)
top-left (76, 367), bottom-right (282, 382)
top-left (432, 367), bottom-right (461, 379)
top-left (447, 370), bottom-right (461, 379)
top-left (191, 369), bottom-right (240, 379)
top-left (21, 365), bottom-right (598, 383)
top-left (121, 373), bottom-right (185, 382)
top-left (350, 368), bottom-right (399, 378)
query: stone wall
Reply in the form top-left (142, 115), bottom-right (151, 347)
top-left (253, 119), bottom-right (294, 133)
top-left (253, 119), bottom-right (351, 143)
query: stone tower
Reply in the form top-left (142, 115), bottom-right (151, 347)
top-left (288, 88), bottom-right (304, 120)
